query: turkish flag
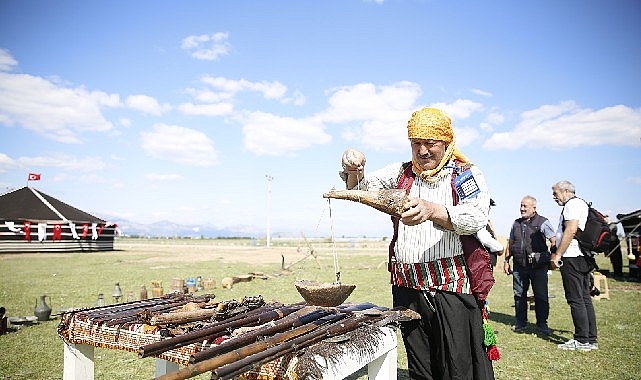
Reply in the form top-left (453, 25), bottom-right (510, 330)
top-left (28, 173), bottom-right (41, 181)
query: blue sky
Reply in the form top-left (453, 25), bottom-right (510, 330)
top-left (1, 0), bottom-right (640, 239)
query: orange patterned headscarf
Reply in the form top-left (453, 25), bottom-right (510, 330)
top-left (407, 107), bottom-right (470, 180)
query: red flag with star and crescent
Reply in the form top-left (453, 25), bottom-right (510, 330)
top-left (28, 173), bottom-right (41, 181)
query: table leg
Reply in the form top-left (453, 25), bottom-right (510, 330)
top-left (367, 345), bottom-right (397, 380)
top-left (155, 359), bottom-right (180, 376)
top-left (63, 342), bottom-right (94, 380)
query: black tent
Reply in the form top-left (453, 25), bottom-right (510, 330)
top-left (0, 187), bottom-right (117, 253)
top-left (616, 209), bottom-right (641, 278)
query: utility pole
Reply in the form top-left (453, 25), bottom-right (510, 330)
top-left (265, 174), bottom-right (274, 248)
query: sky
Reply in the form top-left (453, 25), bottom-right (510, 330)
top-left (1, 0), bottom-right (640, 239)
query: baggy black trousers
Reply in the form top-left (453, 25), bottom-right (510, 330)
top-left (392, 285), bottom-right (495, 380)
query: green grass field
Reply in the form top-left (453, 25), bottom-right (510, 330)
top-left (1, 238), bottom-right (639, 380)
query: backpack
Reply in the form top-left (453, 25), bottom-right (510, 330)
top-left (575, 199), bottom-right (611, 255)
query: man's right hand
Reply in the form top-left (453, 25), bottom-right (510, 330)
top-left (342, 148), bottom-right (366, 171)
top-left (341, 148), bottom-right (366, 189)
top-left (549, 253), bottom-right (562, 269)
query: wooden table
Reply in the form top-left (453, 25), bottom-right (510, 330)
top-left (62, 326), bottom-right (398, 380)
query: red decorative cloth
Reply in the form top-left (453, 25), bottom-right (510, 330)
top-left (23, 221), bottom-right (31, 241)
top-left (53, 224), bottom-right (62, 241)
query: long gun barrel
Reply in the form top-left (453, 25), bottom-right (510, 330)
top-left (190, 306), bottom-right (329, 363)
top-left (155, 313), bottom-right (348, 380)
top-left (139, 304), bottom-right (302, 358)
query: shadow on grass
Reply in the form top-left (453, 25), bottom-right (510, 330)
top-left (487, 310), bottom-right (572, 344)
top-left (344, 367), bottom-right (410, 380)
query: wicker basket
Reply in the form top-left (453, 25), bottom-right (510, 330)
top-left (294, 280), bottom-right (356, 307)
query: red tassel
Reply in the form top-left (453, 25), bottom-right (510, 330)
top-left (487, 344), bottom-right (501, 361)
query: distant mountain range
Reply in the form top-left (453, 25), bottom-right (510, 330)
top-left (111, 219), bottom-right (266, 239)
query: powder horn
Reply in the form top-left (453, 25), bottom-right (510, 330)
top-left (323, 189), bottom-right (409, 218)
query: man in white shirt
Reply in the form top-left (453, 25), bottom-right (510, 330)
top-left (340, 107), bottom-right (495, 379)
top-left (550, 180), bottom-right (598, 351)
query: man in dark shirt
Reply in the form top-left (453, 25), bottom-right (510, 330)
top-left (503, 195), bottom-right (556, 335)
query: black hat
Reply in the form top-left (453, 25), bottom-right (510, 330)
top-left (490, 199), bottom-right (496, 207)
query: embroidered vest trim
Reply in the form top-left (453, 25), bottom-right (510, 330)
top-left (390, 255), bottom-right (471, 292)
top-left (389, 161), bottom-right (471, 294)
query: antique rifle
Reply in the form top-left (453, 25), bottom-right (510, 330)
top-left (213, 307), bottom-right (420, 380)
top-left (154, 313), bottom-right (348, 380)
top-left (212, 312), bottom-right (372, 380)
top-left (139, 304), bottom-right (302, 358)
top-left (190, 306), bottom-right (330, 363)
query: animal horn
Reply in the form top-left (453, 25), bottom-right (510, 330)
top-left (322, 189), bottom-right (409, 218)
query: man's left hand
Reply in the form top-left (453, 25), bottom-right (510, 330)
top-left (401, 198), bottom-right (432, 226)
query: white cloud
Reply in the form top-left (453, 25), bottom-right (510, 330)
top-left (486, 111), bottom-right (505, 125)
top-left (17, 154), bottom-right (108, 172)
top-left (454, 127), bottom-right (481, 147)
top-left (483, 101), bottom-right (641, 150)
top-left (323, 81), bottom-right (421, 122)
top-left (0, 70), bottom-right (117, 143)
top-left (431, 99), bottom-right (484, 120)
top-left (241, 111), bottom-right (331, 156)
top-left (319, 84), bottom-right (486, 152)
top-left (125, 94), bottom-right (168, 115)
top-left (181, 32), bottom-right (231, 61)
top-left (283, 90), bottom-right (306, 106)
top-left (201, 76), bottom-right (288, 100)
top-left (471, 88), bottom-right (493, 97)
top-left (185, 88), bottom-right (234, 103)
top-left (479, 111), bottom-right (505, 132)
top-left (0, 49), bottom-right (18, 71)
top-left (140, 124), bottom-right (219, 166)
top-left (146, 173), bottom-right (184, 181)
top-left (321, 81), bottom-right (422, 151)
top-left (0, 152), bottom-right (17, 172)
top-left (179, 76), bottom-right (294, 116)
top-left (627, 176), bottom-right (641, 185)
top-left (178, 102), bottom-right (234, 116)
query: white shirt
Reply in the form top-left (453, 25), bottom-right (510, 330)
top-left (556, 197), bottom-right (588, 258)
top-left (476, 227), bottom-right (504, 253)
top-left (361, 161), bottom-right (490, 263)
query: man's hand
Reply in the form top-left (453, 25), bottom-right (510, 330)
top-left (400, 198), bottom-right (428, 226)
top-left (503, 261), bottom-right (512, 275)
top-left (549, 253), bottom-right (562, 269)
top-left (342, 148), bottom-right (365, 172)
top-left (400, 198), bottom-right (453, 230)
top-left (341, 148), bottom-right (366, 189)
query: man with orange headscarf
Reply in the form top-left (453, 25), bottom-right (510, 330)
top-left (340, 107), bottom-right (495, 380)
